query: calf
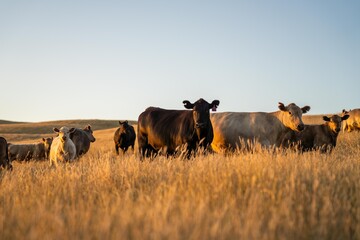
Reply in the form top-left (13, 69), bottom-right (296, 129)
top-left (0, 137), bottom-right (12, 170)
top-left (284, 114), bottom-right (349, 153)
top-left (114, 121), bottom-right (136, 155)
top-left (49, 127), bottom-right (76, 166)
top-left (8, 137), bottom-right (53, 161)
top-left (70, 125), bottom-right (96, 158)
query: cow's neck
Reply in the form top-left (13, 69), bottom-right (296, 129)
top-left (270, 111), bottom-right (288, 131)
top-left (323, 124), bottom-right (338, 145)
top-left (269, 111), bottom-right (292, 146)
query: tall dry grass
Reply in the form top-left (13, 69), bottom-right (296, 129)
top-left (1, 130), bottom-right (360, 240)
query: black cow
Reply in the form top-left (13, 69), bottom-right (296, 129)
top-left (0, 137), bottom-right (13, 170)
top-left (114, 121), bottom-right (136, 155)
top-left (70, 125), bottom-right (96, 158)
top-left (137, 98), bottom-right (220, 158)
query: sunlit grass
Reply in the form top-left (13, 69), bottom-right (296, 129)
top-left (1, 130), bottom-right (360, 239)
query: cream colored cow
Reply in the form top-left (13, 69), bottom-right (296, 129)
top-left (49, 127), bottom-right (76, 166)
top-left (210, 102), bottom-right (310, 152)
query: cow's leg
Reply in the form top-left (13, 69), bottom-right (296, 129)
top-left (115, 144), bottom-right (119, 155)
top-left (137, 133), bottom-right (148, 159)
top-left (122, 146), bottom-right (128, 155)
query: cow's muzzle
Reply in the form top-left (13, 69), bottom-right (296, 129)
top-left (195, 122), bottom-right (206, 129)
top-left (297, 124), bottom-right (305, 131)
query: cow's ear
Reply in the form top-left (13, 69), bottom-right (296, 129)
top-left (53, 128), bottom-right (60, 133)
top-left (183, 100), bottom-right (194, 109)
top-left (42, 138), bottom-right (46, 142)
top-left (302, 106), bottom-right (310, 113)
top-left (342, 115), bottom-right (350, 121)
top-left (323, 116), bottom-right (331, 122)
top-left (210, 100), bottom-right (220, 111)
top-left (278, 102), bottom-right (287, 112)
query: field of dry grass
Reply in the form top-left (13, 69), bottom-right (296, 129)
top-left (1, 120), bottom-right (360, 239)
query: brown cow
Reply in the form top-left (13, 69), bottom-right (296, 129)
top-left (8, 137), bottom-right (53, 161)
top-left (283, 114), bottom-right (349, 153)
top-left (0, 137), bottom-right (12, 170)
top-left (210, 102), bottom-right (310, 152)
top-left (138, 98), bottom-right (220, 158)
top-left (114, 121), bottom-right (136, 155)
top-left (342, 109), bottom-right (360, 132)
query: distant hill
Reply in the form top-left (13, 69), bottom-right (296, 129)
top-left (0, 120), bottom-right (26, 124)
top-left (0, 119), bottom-right (137, 135)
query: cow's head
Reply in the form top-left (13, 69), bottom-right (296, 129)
top-left (83, 125), bottom-right (96, 142)
top-left (323, 114), bottom-right (350, 133)
top-left (278, 102), bottom-right (310, 132)
top-left (119, 121), bottom-right (130, 133)
top-left (342, 109), bottom-right (350, 115)
top-left (117, 121), bottom-right (131, 143)
top-left (183, 98), bottom-right (220, 144)
top-left (42, 137), bottom-right (53, 159)
top-left (53, 127), bottom-right (76, 143)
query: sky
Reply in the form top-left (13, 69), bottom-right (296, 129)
top-left (1, 0), bottom-right (359, 122)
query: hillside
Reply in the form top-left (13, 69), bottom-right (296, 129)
top-left (0, 119), bottom-right (136, 143)
top-left (0, 120), bottom-right (26, 125)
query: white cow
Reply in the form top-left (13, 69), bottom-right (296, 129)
top-left (49, 127), bottom-right (76, 166)
top-left (210, 102), bottom-right (310, 152)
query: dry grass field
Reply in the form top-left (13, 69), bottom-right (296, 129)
top-left (1, 119), bottom-right (360, 239)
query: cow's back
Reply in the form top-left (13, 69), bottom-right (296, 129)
top-left (344, 109), bottom-right (360, 132)
top-left (211, 112), bottom-right (286, 152)
top-left (138, 107), bottom-right (194, 151)
top-left (9, 143), bottom-right (46, 161)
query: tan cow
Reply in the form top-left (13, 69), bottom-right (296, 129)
top-left (49, 127), bottom-right (76, 167)
top-left (283, 114), bottom-right (349, 153)
top-left (342, 109), bottom-right (360, 132)
top-left (210, 102), bottom-right (310, 152)
top-left (8, 137), bottom-right (53, 161)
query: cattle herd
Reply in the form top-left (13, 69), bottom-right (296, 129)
top-left (1, 98), bottom-right (360, 170)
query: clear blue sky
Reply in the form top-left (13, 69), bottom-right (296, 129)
top-left (1, 1), bottom-right (359, 122)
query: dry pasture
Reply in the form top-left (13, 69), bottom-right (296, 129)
top-left (1, 120), bottom-right (360, 240)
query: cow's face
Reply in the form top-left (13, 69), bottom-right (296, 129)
top-left (183, 98), bottom-right (220, 143)
top-left (84, 125), bottom-right (96, 142)
top-left (53, 127), bottom-right (76, 143)
top-left (278, 102), bottom-right (310, 132)
top-left (119, 121), bottom-right (129, 134)
top-left (43, 137), bottom-right (53, 151)
top-left (184, 99), bottom-right (220, 128)
top-left (118, 121), bottom-right (130, 141)
top-left (323, 114), bottom-right (349, 133)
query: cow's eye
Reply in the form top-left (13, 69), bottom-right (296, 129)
top-left (289, 112), bottom-right (292, 115)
